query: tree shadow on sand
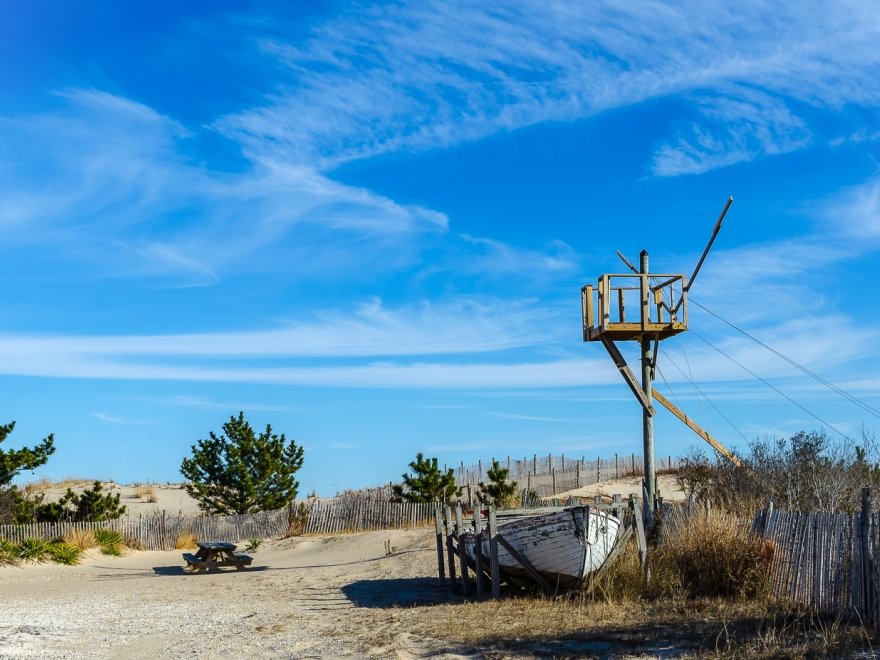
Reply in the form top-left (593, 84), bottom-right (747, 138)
top-left (341, 578), bottom-right (459, 608)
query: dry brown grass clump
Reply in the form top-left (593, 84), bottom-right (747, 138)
top-left (286, 502), bottom-right (309, 537)
top-left (22, 476), bottom-right (53, 496)
top-left (62, 528), bottom-right (97, 551)
top-left (175, 532), bottom-right (198, 550)
top-left (393, 596), bottom-right (873, 658)
top-left (133, 484), bottom-right (157, 500)
top-left (651, 509), bottom-right (768, 600)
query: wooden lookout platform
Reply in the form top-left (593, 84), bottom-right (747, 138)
top-left (581, 272), bottom-right (688, 342)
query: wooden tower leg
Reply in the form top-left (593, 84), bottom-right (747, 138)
top-left (640, 250), bottom-right (656, 513)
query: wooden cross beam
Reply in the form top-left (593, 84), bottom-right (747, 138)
top-left (600, 335), bottom-right (655, 416)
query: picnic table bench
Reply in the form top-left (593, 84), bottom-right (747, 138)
top-left (183, 541), bottom-right (253, 573)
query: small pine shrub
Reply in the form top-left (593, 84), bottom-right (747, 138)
top-left (15, 537), bottom-right (51, 562)
top-left (175, 532), bottom-right (198, 550)
top-left (48, 542), bottom-right (81, 565)
top-left (63, 528), bottom-right (97, 551)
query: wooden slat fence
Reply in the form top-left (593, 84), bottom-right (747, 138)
top-left (752, 493), bottom-right (878, 623)
top-left (302, 499), bottom-right (433, 534)
top-left (453, 453), bottom-right (682, 498)
top-left (0, 500), bottom-right (434, 550)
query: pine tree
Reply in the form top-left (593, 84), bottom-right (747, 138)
top-left (393, 452), bottom-right (460, 504)
top-left (476, 460), bottom-right (518, 507)
top-left (180, 412), bottom-right (304, 515)
top-left (0, 421), bottom-right (55, 487)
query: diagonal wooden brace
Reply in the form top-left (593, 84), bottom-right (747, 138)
top-left (600, 335), bottom-right (655, 416)
top-left (653, 389), bottom-right (742, 467)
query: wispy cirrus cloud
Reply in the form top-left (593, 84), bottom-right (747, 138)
top-left (0, 297), bottom-right (559, 359)
top-left (218, 1), bottom-right (880, 175)
top-left (0, 88), bottom-right (579, 290)
top-left (0, 89), bottom-right (449, 287)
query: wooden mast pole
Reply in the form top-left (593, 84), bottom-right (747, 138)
top-left (640, 250), bottom-right (656, 511)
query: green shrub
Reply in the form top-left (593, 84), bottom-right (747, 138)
top-left (15, 537), bottom-right (51, 562)
top-left (244, 537), bottom-right (263, 552)
top-left (94, 528), bottom-right (124, 555)
top-left (47, 541), bottom-right (81, 565)
top-left (100, 543), bottom-right (122, 556)
top-left (14, 481), bottom-right (126, 523)
top-left (0, 538), bottom-right (19, 566)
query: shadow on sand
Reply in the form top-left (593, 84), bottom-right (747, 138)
top-left (150, 565), bottom-right (271, 576)
top-left (341, 577), bottom-right (459, 608)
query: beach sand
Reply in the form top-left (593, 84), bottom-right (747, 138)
top-left (1, 475), bottom-right (686, 658)
top-left (0, 527), bottom-right (465, 659)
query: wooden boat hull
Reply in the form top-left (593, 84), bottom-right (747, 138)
top-left (469, 506), bottom-right (621, 591)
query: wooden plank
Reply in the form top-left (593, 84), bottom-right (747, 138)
top-left (599, 336), bottom-right (655, 416)
top-left (488, 508), bottom-right (501, 600)
top-left (632, 498), bottom-right (650, 584)
top-left (455, 505), bottom-right (469, 596)
top-left (590, 525), bottom-right (634, 586)
top-left (473, 507), bottom-right (484, 598)
top-left (435, 507), bottom-right (446, 584)
top-left (652, 389), bottom-right (740, 466)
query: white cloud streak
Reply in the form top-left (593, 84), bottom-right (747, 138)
top-left (219, 1), bottom-right (880, 175)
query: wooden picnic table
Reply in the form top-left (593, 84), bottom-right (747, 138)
top-left (182, 541), bottom-right (253, 572)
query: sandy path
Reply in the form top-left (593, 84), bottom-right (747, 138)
top-left (0, 529), bottom-right (466, 659)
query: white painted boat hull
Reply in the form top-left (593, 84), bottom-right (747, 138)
top-left (469, 506), bottom-right (621, 591)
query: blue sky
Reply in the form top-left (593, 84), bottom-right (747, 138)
top-left (1, 1), bottom-right (879, 495)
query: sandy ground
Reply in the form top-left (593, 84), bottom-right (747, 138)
top-left (0, 475), bottom-right (687, 658)
top-left (549, 473), bottom-right (686, 504)
top-left (0, 527), bottom-right (465, 659)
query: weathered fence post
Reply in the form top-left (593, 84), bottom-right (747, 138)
top-left (444, 505), bottom-right (456, 583)
top-left (473, 506), bottom-right (484, 598)
top-left (455, 505), bottom-right (469, 596)
top-left (861, 487), bottom-right (874, 623)
top-left (435, 507), bottom-right (446, 584)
